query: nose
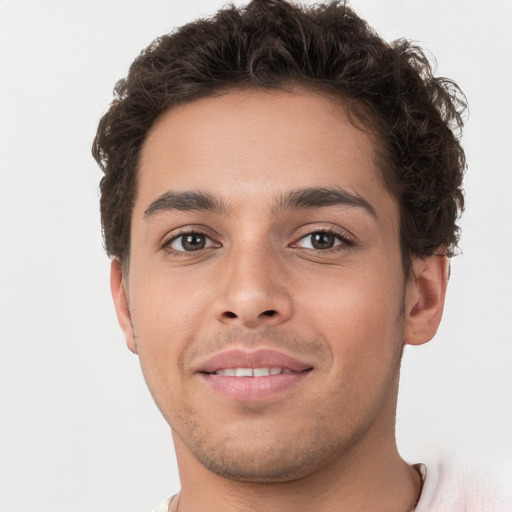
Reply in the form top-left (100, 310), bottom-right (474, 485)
top-left (213, 245), bottom-right (293, 329)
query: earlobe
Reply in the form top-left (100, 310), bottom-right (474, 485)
top-left (110, 259), bottom-right (138, 354)
top-left (404, 255), bottom-right (449, 346)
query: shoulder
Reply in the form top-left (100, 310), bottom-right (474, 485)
top-left (415, 453), bottom-right (512, 512)
top-left (151, 495), bottom-right (174, 512)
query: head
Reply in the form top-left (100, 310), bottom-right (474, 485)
top-left (93, 0), bottom-right (466, 275)
top-left (93, 0), bottom-right (466, 483)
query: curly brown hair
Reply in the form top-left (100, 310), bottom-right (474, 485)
top-left (93, 0), bottom-right (466, 272)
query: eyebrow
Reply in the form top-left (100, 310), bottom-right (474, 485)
top-left (143, 186), bottom-right (376, 219)
top-left (273, 187), bottom-right (377, 218)
top-left (144, 190), bottom-right (229, 218)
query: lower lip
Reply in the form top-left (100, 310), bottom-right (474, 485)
top-left (201, 372), bottom-right (310, 402)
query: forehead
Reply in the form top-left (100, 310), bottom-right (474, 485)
top-left (136, 88), bottom-right (390, 216)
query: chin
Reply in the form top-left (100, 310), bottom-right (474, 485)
top-left (176, 418), bottom-right (346, 483)
top-left (194, 447), bottom-right (320, 483)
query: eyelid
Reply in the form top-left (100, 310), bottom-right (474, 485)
top-left (291, 226), bottom-right (355, 250)
top-left (161, 226), bottom-right (222, 253)
top-left (169, 233), bottom-right (217, 252)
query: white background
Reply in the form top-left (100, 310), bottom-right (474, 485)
top-left (1, 0), bottom-right (511, 510)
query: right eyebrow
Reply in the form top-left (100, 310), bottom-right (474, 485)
top-left (143, 190), bottom-right (229, 218)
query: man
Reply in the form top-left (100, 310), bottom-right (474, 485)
top-left (92, 1), bottom-right (509, 510)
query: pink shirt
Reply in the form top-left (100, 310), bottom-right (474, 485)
top-left (152, 458), bottom-right (512, 511)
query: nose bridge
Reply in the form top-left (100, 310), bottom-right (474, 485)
top-left (214, 236), bottom-right (292, 327)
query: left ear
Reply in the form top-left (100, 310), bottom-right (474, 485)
top-left (404, 255), bottom-right (449, 346)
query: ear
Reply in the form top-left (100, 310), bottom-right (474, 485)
top-left (404, 255), bottom-right (449, 346)
top-left (110, 259), bottom-right (138, 354)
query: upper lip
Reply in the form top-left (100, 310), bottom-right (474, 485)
top-left (196, 348), bottom-right (313, 374)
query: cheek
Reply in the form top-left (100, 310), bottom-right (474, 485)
top-left (300, 269), bottom-right (405, 423)
top-left (301, 263), bottom-right (405, 367)
top-left (130, 265), bottom-right (211, 339)
top-left (127, 271), bottom-right (212, 402)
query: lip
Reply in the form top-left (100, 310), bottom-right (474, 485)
top-left (197, 348), bottom-right (312, 373)
top-left (196, 348), bottom-right (313, 402)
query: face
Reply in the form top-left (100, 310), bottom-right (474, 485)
top-left (112, 89), bottom-right (445, 482)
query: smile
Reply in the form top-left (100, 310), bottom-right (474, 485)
top-left (197, 348), bottom-right (313, 401)
top-left (212, 367), bottom-right (296, 377)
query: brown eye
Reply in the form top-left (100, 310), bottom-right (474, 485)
top-left (169, 233), bottom-right (211, 252)
top-left (310, 232), bottom-right (336, 250)
top-left (295, 231), bottom-right (346, 250)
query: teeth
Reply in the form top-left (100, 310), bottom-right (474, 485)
top-left (214, 367), bottom-right (285, 377)
top-left (215, 368), bottom-right (236, 376)
top-left (253, 367), bottom-right (270, 377)
top-left (235, 368), bottom-right (253, 377)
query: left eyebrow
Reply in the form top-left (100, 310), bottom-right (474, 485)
top-left (273, 187), bottom-right (377, 218)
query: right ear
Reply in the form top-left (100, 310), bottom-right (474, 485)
top-left (110, 259), bottom-right (137, 354)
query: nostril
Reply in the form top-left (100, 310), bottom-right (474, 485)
top-left (220, 310), bottom-right (278, 322)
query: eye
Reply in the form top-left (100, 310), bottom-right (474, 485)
top-left (167, 232), bottom-right (217, 252)
top-left (295, 231), bottom-right (347, 250)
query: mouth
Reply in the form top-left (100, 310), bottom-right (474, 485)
top-left (210, 367), bottom-right (301, 377)
top-left (197, 348), bottom-right (313, 401)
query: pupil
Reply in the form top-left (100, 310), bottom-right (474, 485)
top-left (312, 232), bottom-right (335, 250)
top-left (182, 234), bottom-right (205, 251)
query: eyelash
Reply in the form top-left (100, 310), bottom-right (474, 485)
top-left (162, 227), bottom-right (354, 255)
top-left (292, 228), bottom-right (354, 253)
top-left (162, 229), bottom-right (220, 256)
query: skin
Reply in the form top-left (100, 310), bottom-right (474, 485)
top-left (111, 89), bottom-right (448, 512)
